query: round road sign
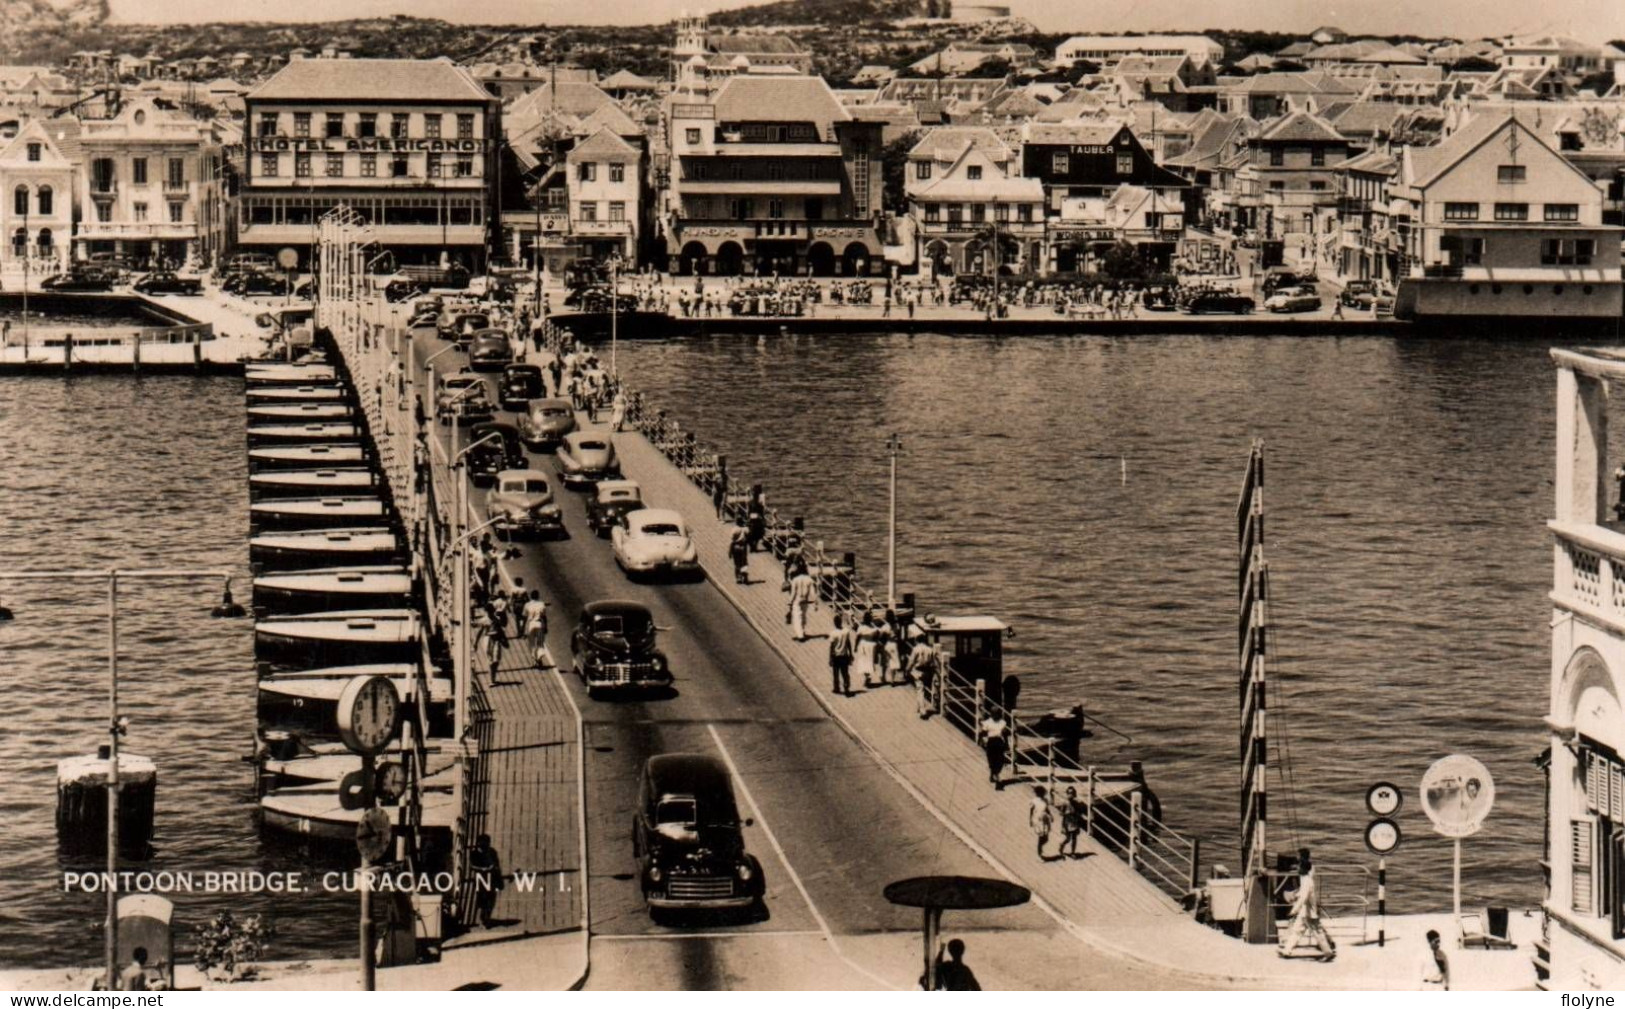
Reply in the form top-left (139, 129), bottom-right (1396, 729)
top-left (1420, 754), bottom-right (1495, 839)
top-left (883, 876), bottom-right (1031, 910)
top-left (1365, 818), bottom-right (1402, 854)
top-left (1367, 782), bottom-right (1402, 817)
top-left (276, 247), bottom-right (300, 271)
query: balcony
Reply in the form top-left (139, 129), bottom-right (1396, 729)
top-left (1551, 521), bottom-right (1625, 632)
top-left (76, 221), bottom-right (198, 240)
top-left (90, 182), bottom-right (118, 199)
top-left (1337, 196), bottom-right (1370, 214)
top-left (163, 180), bottom-right (189, 194)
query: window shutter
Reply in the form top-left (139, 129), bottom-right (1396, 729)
top-left (1574, 818), bottom-right (1597, 915)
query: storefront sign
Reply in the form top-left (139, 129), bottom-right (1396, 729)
top-left (815, 226), bottom-right (872, 240)
top-left (250, 137), bottom-right (487, 153)
top-left (1050, 227), bottom-right (1117, 241)
top-left (573, 219), bottom-right (631, 234)
top-left (679, 225), bottom-right (753, 240)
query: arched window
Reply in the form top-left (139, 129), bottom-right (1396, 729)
top-left (10, 227), bottom-right (25, 256)
top-left (36, 228), bottom-right (52, 250)
top-left (12, 185), bottom-right (26, 216)
top-left (37, 185), bottom-right (52, 215)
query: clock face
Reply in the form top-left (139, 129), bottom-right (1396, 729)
top-left (374, 761), bottom-right (408, 803)
top-left (337, 676), bottom-right (400, 756)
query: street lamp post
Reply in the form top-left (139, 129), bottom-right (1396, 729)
top-left (886, 433), bottom-right (901, 608)
top-left (608, 254), bottom-right (622, 378)
top-left (0, 568), bottom-right (243, 990)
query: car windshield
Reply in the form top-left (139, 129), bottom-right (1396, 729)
top-left (604, 490), bottom-right (636, 501)
top-left (656, 798), bottom-right (697, 826)
top-left (593, 611), bottom-right (651, 637)
top-left (640, 523), bottom-right (682, 537)
top-left (578, 440), bottom-right (607, 451)
top-left (523, 480), bottom-right (549, 494)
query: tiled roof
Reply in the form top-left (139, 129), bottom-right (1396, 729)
top-left (712, 75), bottom-right (848, 127)
top-left (566, 126), bottom-right (638, 162)
top-left (1328, 101), bottom-right (1402, 136)
top-left (1356, 46), bottom-right (1424, 65)
top-left (1337, 146), bottom-right (1397, 174)
top-left (247, 58), bottom-right (490, 103)
top-left (601, 69), bottom-right (657, 90)
top-left (508, 81), bottom-right (615, 120)
top-left (1405, 112), bottom-right (1515, 187)
top-left (909, 125), bottom-right (1009, 162)
top-left (1258, 110), bottom-right (1346, 142)
top-left (1021, 120), bottom-right (1124, 145)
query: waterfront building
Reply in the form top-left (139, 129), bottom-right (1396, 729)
top-left (664, 74), bottom-right (883, 276)
top-left (1540, 348), bottom-right (1625, 990)
top-left (1330, 146), bottom-right (1400, 284)
top-left (76, 96), bottom-right (223, 269)
top-left (1048, 184), bottom-right (1186, 273)
top-left (1393, 112), bottom-right (1623, 318)
top-left (240, 58), bottom-right (500, 271)
top-left (0, 119), bottom-right (74, 271)
top-left (564, 126), bottom-right (644, 262)
top-left (1228, 110), bottom-right (1352, 264)
top-left (1054, 35), bottom-right (1224, 71)
top-left (905, 126), bottom-right (1013, 198)
top-left (908, 138), bottom-right (1042, 277)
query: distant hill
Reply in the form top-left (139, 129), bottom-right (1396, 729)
top-left (708, 0), bottom-right (921, 28)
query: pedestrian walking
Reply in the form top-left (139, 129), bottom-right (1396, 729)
top-left (610, 390), bottom-right (626, 432)
top-left (878, 623), bottom-right (902, 685)
top-left (729, 520), bottom-right (751, 584)
top-left (468, 834), bottom-right (504, 929)
top-left (713, 462), bottom-right (730, 520)
top-left (1278, 848), bottom-right (1336, 961)
top-left (854, 610), bottom-right (879, 688)
top-left (982, 711), bottom-right (1009, 789)
top-left (787, 566), bottom-right (816, 641)
top-left (1059, 785), bottom-right (1084, 858)
top-left (828, 612), bottom-right (855, 695)
top-left (746, 485), bottom-right (767, 552)
top-left (1029, 785), bottom-right (1054, 859)
top-left (522, 590), bottom-right (549, 668)
top-left (908, 631), bottom-right (939, 718)
top-left (1418, 929), bottom-right (1449, 990)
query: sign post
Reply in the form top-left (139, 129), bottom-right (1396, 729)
top-left (1419, 754), bottom-right (1495, 945)
top-left (338, 675), bottom-right (401, 991)
top-left (1363, 781), bottom-right (1402, 947)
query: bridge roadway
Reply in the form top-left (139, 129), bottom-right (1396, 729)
top-left (422, 335), bottom-right (1246, 990)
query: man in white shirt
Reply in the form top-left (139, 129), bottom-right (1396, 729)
top-left (1419, 929), bottom-right (1449, 990)
top-left (787, 567), bottom-right (817, 641)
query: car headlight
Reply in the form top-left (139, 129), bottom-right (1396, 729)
top-left (736, 862), bottom-right (753, 881)
top-left (647, 866), bottom-right (662, 883)
top-left (538, 504), bottom-right (560, 517)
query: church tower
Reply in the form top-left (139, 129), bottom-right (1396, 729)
top-left (672, 11), bottom-right (709, 84)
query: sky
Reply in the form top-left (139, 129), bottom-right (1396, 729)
top-left (98, 0), bottom-right (1625, 42)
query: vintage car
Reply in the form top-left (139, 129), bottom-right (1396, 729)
top-left (586, 480), bottom-right (644, 537)
top-left (439, 311), bottom-right (491, 346)
top-left (133, 271), bottom-right (203, 296)
top-left (519, 398), bottom-right (577, 449)
top-left (632, 753), bottom-right (764, 915)
top-left (499, 364), bottom-right (545, 411)
top-left (612, 509), bottom-right (700, 579)
top-left (1338, 280), bottom-right (1393, 311)
top-left (1260, 268), bottom-right (1318, 297)
top-left (1185, 291), bottom-right (1255, 315)
top-left (1264, 287), bottom-right (1323, 313)
top-left (465, 421), bottom-right (525, 486)
top-left (42, 269), bottom-right (115, 292)
top-left (384, 279), bottom-right (428, 303)
top-left (468, 329), bottom-right (514, 372)
top-left (1140, 287), bottom-right (1179, 311)
top-left (230, 272), bottom-right (296, 297)
top-left (485, 468), bottom-right (563, 539)
top-left (225, 253), bottom-right (277, 275)
top-left (570, 600), bottom-right (672, 697)
top-left (436, 371), bottom-right (494, 425)
top-left (556, 431), bottom-right (619, 487)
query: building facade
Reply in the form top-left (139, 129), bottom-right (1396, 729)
top-left (665, 75), bottom-right (884, 276)
top-left (1395, 114), bottom-right (1623, 318)
top-left (76, 96), bottom-right (218, 269)
top-left (566, 126), bottom-right (643, 261)
top-left (1542, 349), bottom-right (1625, 990)
top-left (240, 58), bottom-right (500, 271)
top-left (909, 141), bottom-right (1043, 277)
top-left (0, 119), bottom-right (73, 271)
top-left (1055, 34), bottom-right (1224, 70)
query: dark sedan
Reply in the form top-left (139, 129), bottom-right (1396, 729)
top-left (499, 364), bottom-right (545, 411)
top-left (43, 270), bottom-right (114, 292)
top-left (570, 600), bottom-right (672, 697)
top-left (1185, 291), bottom-right (1255, 315)
top-left (133, 271), bottom-right (203, 296)
top-left (469, 329), bottom-right (514, 372)
top-left (465, 421), bottom-right (525, 487)
top-left (585, 480), bottom-right (644, 537)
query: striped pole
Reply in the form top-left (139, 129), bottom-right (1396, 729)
top-left (1378, 857), bottom-right (1387, 947)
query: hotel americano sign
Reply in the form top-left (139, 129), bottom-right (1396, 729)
top-left (250, 137), bottom-right (487, 153)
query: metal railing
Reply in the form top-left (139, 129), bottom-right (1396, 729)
top-left (534, 317), bottom-right (1203, 903)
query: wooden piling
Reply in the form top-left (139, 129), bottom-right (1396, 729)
top-left (56, 751), bottom-right (156, 854)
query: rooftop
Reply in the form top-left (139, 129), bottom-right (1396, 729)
top-left (248, 58), bottom-right (490, 103)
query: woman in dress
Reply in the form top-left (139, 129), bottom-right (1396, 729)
top-left (854, 611), bottom-right (879, 689)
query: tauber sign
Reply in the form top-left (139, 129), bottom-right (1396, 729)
top-left (250, 136), bottom-right (487, 154)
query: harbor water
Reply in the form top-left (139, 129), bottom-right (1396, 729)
top-left (0, 375), bottom-right (354, 968)
top-left (614, 330), bottom-right (1565, 916)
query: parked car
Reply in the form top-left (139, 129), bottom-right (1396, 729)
top-left (466, 421), bottom-right (524, 487)
top-left (498, 364), bottom-right (545, 411)
top-left (1261, 268), bottom-right (1317, 297)
top-left (230, 272), bottom-right (295, 297)
top-left (436, 371), bottom-right (493, 426)
top-left (519, 398), bottom-right (577, 450)
top-left (469, 329), bottom-right (513, 372)
top-left (632, 754), bottom-right (764, 915)
top-left (133, 271), bottom-right (203, 296)
top-left (226, 253), bottom-right (276, 275)
top-left (1264, 287), bottom-right (1323, 314)
top-left (570, 600), bottom-right (672, 697)
top-left (586, 480), bottom-right (644, 538)
top-left (1338, 280), bottom-right (1392, 311)
top-left (612, 509), bottom-right (701, 580)
top-left (1185, 291), bottom-right (1255, 315)
top-left (384, 279), bottom-right (428, 303)
top-left (1141, 287), bottom-right (1179, 311)
top-left (485, 469), bottom-right (563, 539)
top-left (42, 270), bottom-right (114, 292)
top-left (555, 431), bottom-right (619, 487)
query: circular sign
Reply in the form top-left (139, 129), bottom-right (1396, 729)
top-left (1367, 782), bottom-right (1403, 817)
top-left (1420, 754), bottom-right (1495, 838)
top-left (356, 807), bottom-right (392, 863)
top-left (336, 676), bottom-right (400, 757)
top-left (276, 247), bottom-right (300, 271)
top-left (1365, 818), bottom-right (1402, 854)
top-left (882, 876), bottom-right (1031, 910)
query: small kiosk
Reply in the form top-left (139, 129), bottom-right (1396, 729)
top-left (117, 894), bottom-right (174, 989)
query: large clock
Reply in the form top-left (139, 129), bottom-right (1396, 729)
top-left (336, 675), bottom-right (400, 756)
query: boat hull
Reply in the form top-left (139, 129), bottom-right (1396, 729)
top-left (254, 609), bottom-right (422, 667)
top-left (248, 444), bottom-right (368, 471)
top-left (249, 496), bottom-right (390, 531)
top-left (258, 675), bottom-right (451, 737)
top-left (249, 469), bottom-right (380, 499)
top-left (246, 405), bottom-right (354, 423)
top-left (247, 424), bottom-right (362, 445)
top-left (245, 385), bottom-right (349, 405)
top-left (252, 567), bottom-right (413, 614)
top-left (259, 788), bottom-right (453, 841)
top-left (249, 529), bottom-right (403, 571)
